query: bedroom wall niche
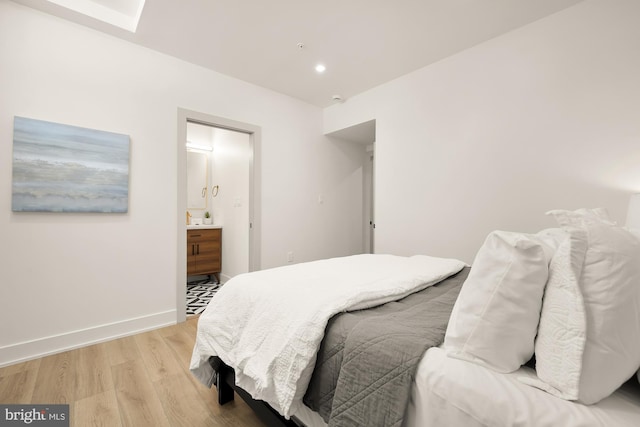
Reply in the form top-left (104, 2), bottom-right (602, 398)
top-left (325, 119), bottom-right (376, 254)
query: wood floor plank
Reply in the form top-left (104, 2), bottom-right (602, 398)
top-left (163, 329), bottom-right (196, 372)
top-left (112, 360), bottom-right (170, 427)
top-left (104, 335), bottom-right (141, 366)
top-left (0, 357), bottom-right (41, 376)
top-left (155, 322), bottom-right (183, 339)
top-left (134, 330), bottom-right (183, 382)
top-left (154, 372), bottom-right (224, 427)
top-left (75, 343), bottom-right (114, 401)
top-left (0, 368), bottom-right (38, 403)
top-left (181, 316), bottom-right (199, 336)
top-left (31, 350), bottom-right (77, 404)
top-left (74, 390), bottom-right (122, 427)
top-left (163, 326), bottom-right (228, 417)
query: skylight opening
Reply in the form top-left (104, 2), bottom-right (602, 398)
top-left (45, 0), bottom-right (146, 33)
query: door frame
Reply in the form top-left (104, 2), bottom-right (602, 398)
top-left (176, 108), bottom-right (261, 322)
top-left (364, 144), bottom-right (375, 254)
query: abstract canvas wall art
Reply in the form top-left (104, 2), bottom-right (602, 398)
top-left (12, 117), bottom-right (130, 213)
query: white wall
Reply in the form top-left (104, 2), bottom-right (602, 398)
top-left (0, 0), bottom-right (365, 365)
top-left (324, 0), bottom-right (640, 263)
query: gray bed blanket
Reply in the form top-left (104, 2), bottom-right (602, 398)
top-left (303, 267), bottom-right (469, 427)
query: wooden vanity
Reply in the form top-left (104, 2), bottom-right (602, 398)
top-left (187, 226), bottom-right (222, 281)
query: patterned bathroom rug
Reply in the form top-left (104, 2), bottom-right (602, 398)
top-left (187, 281), bottom-right (220, 316)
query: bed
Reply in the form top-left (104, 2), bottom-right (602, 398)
top-left (190, 208), bottom-right (640, 427)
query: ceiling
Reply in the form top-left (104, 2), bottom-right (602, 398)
top-left (13, 0), bottom-right (583, 107)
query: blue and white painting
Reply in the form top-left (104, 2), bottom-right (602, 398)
top-left (12, 117), bottom-right (130, 213)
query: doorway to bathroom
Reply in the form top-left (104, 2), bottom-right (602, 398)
top-left (177, 108), bottom-right (261, 321)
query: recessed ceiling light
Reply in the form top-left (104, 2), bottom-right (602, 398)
top-left (315, 64), bottom-right (326, 73)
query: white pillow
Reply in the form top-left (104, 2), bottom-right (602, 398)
top-left (523, 210), bottom-right (640, 404)
top-left (444, 230), bottom-right (555, 373)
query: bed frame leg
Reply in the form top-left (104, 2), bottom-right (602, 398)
top-left (216, 365), bottom-right (235, 405)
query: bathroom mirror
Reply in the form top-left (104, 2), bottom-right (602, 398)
top-left (187, 151), bottom-right (208, 209)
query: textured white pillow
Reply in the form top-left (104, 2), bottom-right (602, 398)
top-left (536, 227), bottom-right (568, 252)
top-left (524, 211), bottom-right (640, 404)
top-left (444, 230), bottom-right (555, 373)
top-left (519, 227), bottom-right (587, 400)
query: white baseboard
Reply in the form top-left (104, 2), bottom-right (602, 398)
top-left (0, 309), bottom-right (177, 368)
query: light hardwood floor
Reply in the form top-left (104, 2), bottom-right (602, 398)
top-left (0, 316), bottom-right (268, 427)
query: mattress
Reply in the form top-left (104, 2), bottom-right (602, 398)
top-left (406, 347), bottom-right (640, 427)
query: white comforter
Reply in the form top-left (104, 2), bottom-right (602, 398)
top-left (190, 254), bottom-right (465, 418)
